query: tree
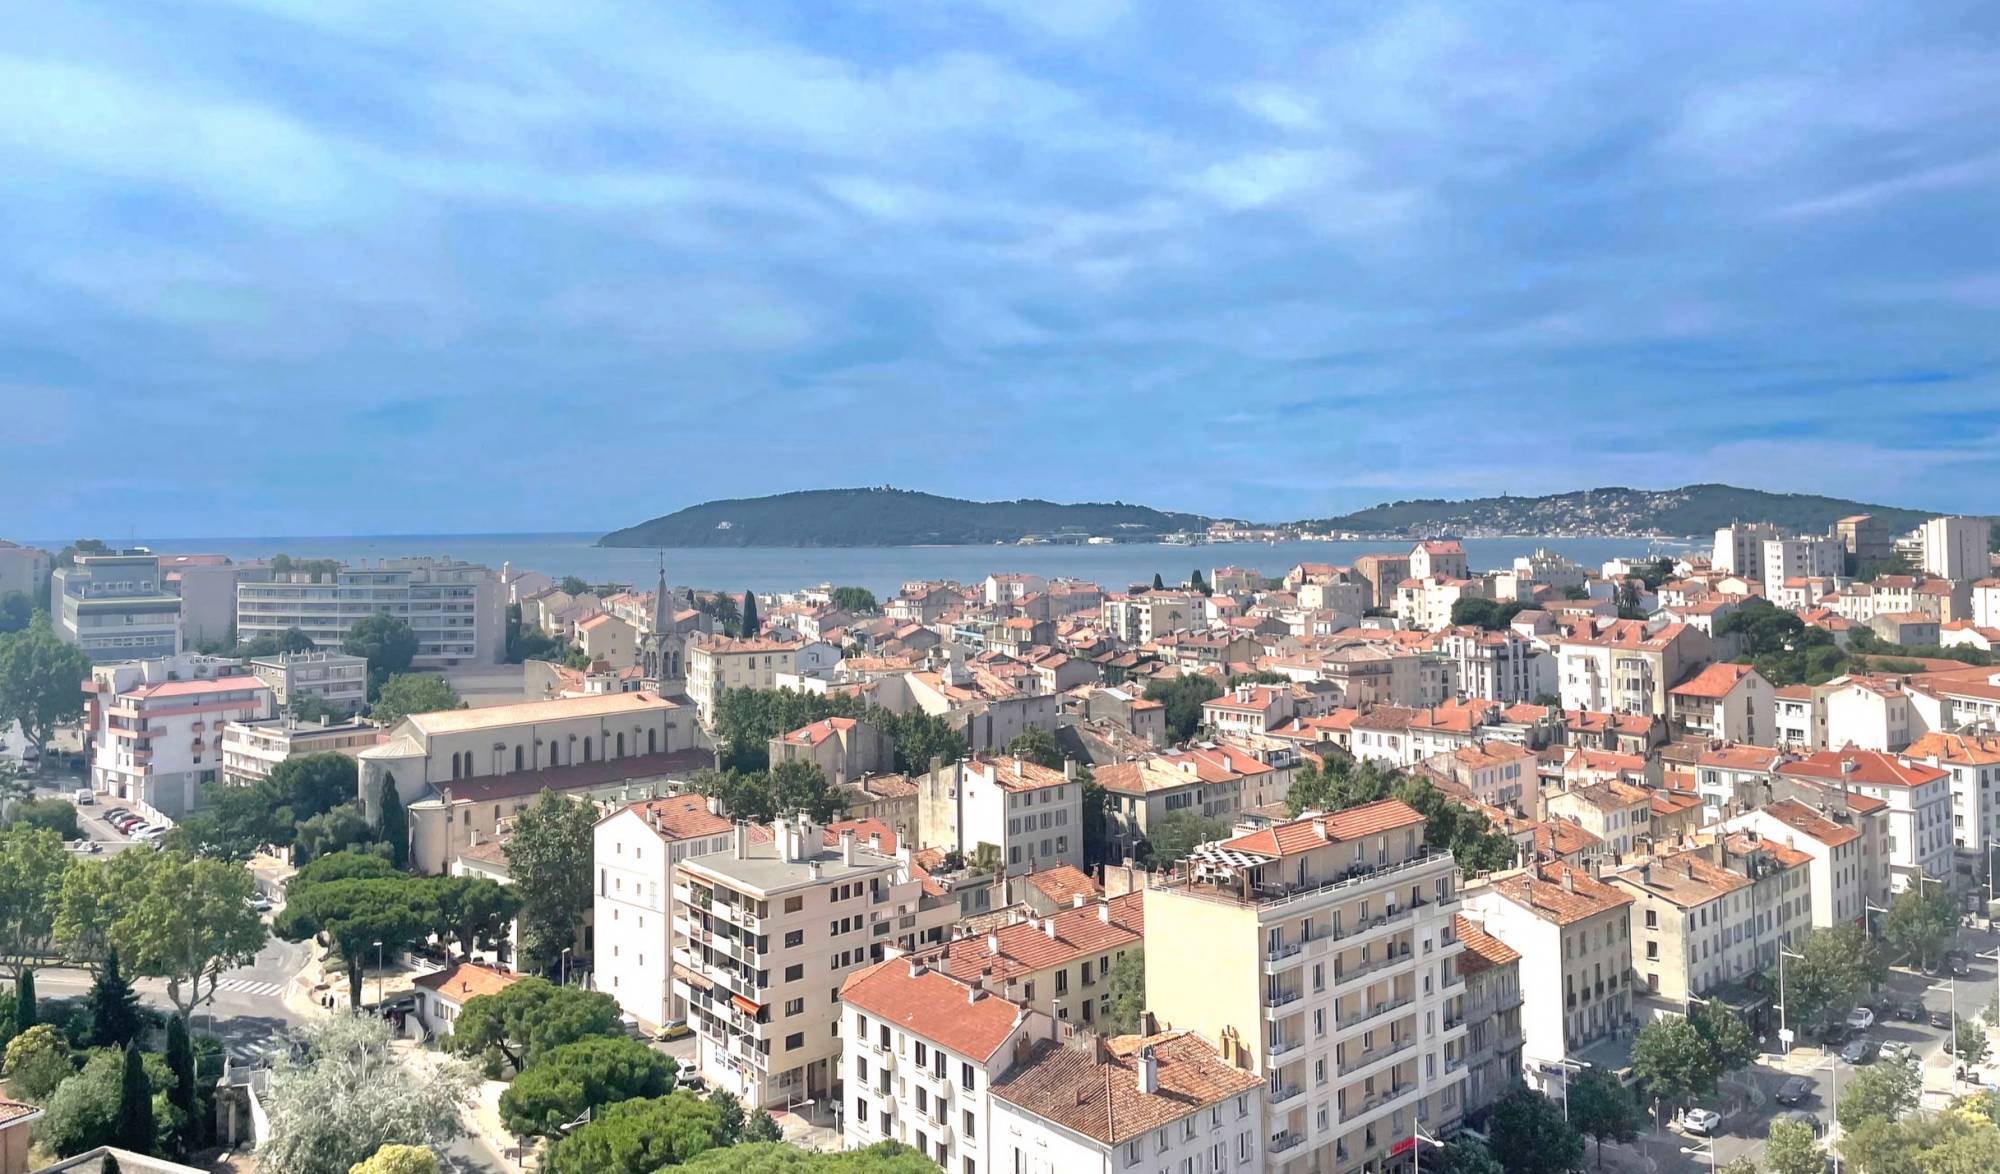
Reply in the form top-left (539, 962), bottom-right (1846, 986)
top-left (348, 1145), bottom-right (440, 1174)
top-left (293, 804), bottom-right (382, 864)
top-left (116, 1041), bottom-right (156, 1155)
top-left (5, 797), bottom-right (79, 838)
top-left (1776, 924), bottom-right (1884, 1038)
top-left (377, 777), bottom-right (409, 869)
top-left (679, 1142), bottom-right (938, 1172)
top-left (1451, 598), bottom-right (1527, 630)
top-left (1690, 998), bottom-right (1757, 1076)
top-left (275, 874), bottom-right (434, 1008)
top-left (1102, 948), bottom-right (1146, 1034)
top-left (1003, 727), bottom-right (1064, 771)
top-left (740, 590), bottom-right (760, 636)
top-left (1629, 1016), bottom-right (1717, 1119)
top-left (38, 1047), bottom-right (128, 1156)
top-left (1562, 585), bottom-right (1591, 600)
top-left (1144, 810), bottom-right (1225, 867)
top-left (165, 1014), bottom-right (196, 1140)
top-left (499, 1035), bottom-right (676, 1138)
top-left (1189, 569), bottom-right (1210, 596)
top-left (0, 591), bottom-right (34, 633)
top-left (880, 709), bottom-right (966, 776)
top-left (1433, 1136), bottom-right (1507, 1174)
top-left (15, 965), bottom-right (37, 1030)
top-left (544, 1091), bottom-right (723, 1174)
top-left (446, 977), bottom-right (622, 1075)
top-left (697, 592), bottom-right (741, 635)
top-left (289, 695), bottom-right (341, 724)
top-left (744, 1107), bottom-right (783, 1143)
top-left (268, 752), bottom-right (363, 825)
top-left (1957, 1018), bottom-right (1991, 1066)
top-left (0, 625), bottom-right (92, 771)
top-left (261, 1012), bottom-right (474, 1174)
top-left (1142, 675), bottom-right (1223, 743)
top-left (85, 948), bottom-right (144, 1048)
top-left (1568, 1068), bottom-right (1640, 1169)
top-left (1151, 572), bottom-right (1165, 591)
top-left (427, 875), bottom-right (522, 961)
top-left (368, 674), bottom-right (462, 727)
top-left (1766, 1117), bottom-right (1826, 1174)
top-left (1881, 880), bottom-right (1958, 971)
top-left (1488, 1087), bottom-right (1584, 1174)
top-left (1838, 1056), bottom-right (1920, 1133)
top-left (766, 760), bottom-right (846, 823)
top-left (59, 849), bottom-right (269, 1019)
top-left (1079, 768), bottom-right (1111, 868)
top-left (828, 587), bottom-right (877, 614)
top-left (343, 612), bottom-right (419, 696)
top-left (509, 791), bottom-right (598, 974)
top-left (5, 1023), bottom-right (74, 1098)
top-left (709, 1089), bottom-right (744, 1145)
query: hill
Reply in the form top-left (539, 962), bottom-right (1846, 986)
top-left (1308, 484), bottom-right (1935, 537)
top-left (598, 488), bottom-right (1214, 548)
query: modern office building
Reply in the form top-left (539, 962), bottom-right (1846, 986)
top-left (52, 553), bottom-right (183, 661)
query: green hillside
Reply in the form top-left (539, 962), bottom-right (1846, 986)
top-left (599, 488), bottom-right (1213, 547)
top-left (1311, 484), bottom-right (1936, 537)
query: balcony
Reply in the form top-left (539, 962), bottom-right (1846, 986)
top-left (1265, 988), bottom-right (1305, 1012)
top-left (1336, 994), bottom-right (1414, 1037)
top-left (1338, 1035), bottom-right (1415, 1078)
top-left (1333, 947), bottom-right (1413, 990)
top-left (1166, 848), bottom-right (1456, 912)
top-left (1267, 1036), bottom-right (1304, 1060)
top-left (1270, 1131), bottom-right (1307, 1156)
top-left (1269, 1083), bottom-right (1303, 1106)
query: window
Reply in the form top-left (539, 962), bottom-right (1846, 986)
top-left (785, 998), bottom-right (804, 1015)
top-left (786, 1032), bottom-right (805, 1050)
top-left (785, 930), bottom-right (804, 948)
top-left (785, 964), bottom-right (803, 982)
top-left (785, 896), bottom-right (805, 913)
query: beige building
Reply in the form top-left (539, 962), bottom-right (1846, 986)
top-left (218, 716), bottom-right (382, 787)
top-left (1544, 780), bottom-right (1654, 860)
top-left (1143, 800), bottom-right (1472, 1173)
top-left (0, 540), bottom-right (51, 601)
top-left (1461, 861), bottom-right (1634, 1081)
top-left (685, 635), bottom-right (839, 722)
top-left (1716, 798), bottom-right (1879, 929)
top-left (577, 612), bottom-right (639, 668)
top-left (247, 650), bottom-right (369, 716)
top-left (916, 755), bottom-right (1084, 877)
top-left (1607, 833), bottom-right (1811, 1003)
top-left (673, 815), bottom-right (955, 1107)
top-left (916, 892), bottom-right (1144, 1027)
top-left (1667, 663), bottom-right (1775, 745)
top-left (769, 716), bottom-right (896, 786)
top-left (1454, 915), bottom-right (1524, 1120)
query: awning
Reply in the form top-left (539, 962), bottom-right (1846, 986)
top-left (672, 964), bottom-right (710, 990)
top-left (730, 993), bottom-right (761, 1017)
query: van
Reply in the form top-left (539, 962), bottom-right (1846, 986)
top-left (74, 789), bottom-right (94, 805)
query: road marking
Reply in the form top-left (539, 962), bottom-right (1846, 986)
top-left (213, 977), bottom-right (286, 998)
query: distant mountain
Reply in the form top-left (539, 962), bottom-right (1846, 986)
top-left (598, 488), bottom-right (1214, 548)
top-left (1307, 484), bottom-right (1936, 538)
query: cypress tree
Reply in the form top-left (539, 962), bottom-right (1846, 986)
top-left (166, 1014), bottom-right (197, 1125)
top-left (87, 948), bottom-right (144, 1047)
top-left (379, 775), bottom-right (409, 869)
top-left (116, 1040), bottom-right (156, 1155)
top-left (1190, 568), bottom-right (1211, 596)
top-left (740, 590), bottom-right (760, 636)
top-left (1151, 572), bottom-right (1165, 591)
top-left (14, 967), bottom-right (35, 1031)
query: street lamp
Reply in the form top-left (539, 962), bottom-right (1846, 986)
top-left (1679, 1134), bottom-right (1717, 1174)
top-left (1931, 978), bottom-right (1958, 1061)
top-left (1777, 946), bottom-right (1807, 1053)
top-left (561, 946), bottom-right (573, 988)
top-left (373, 940), bottom-right (384, 1007)
top-left (1411, 1122), bottom-right (1442, 1174)
top-left (1819, 1059), bottom-right (1842, 1174)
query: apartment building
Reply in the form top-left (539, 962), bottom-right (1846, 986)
top-left (594, 795), bottom-right (740, 1029)
top-left (1453, 915), bottom-right (1525, 1120)
top-left (1921, 516), bottom-right (1988, 582)
top-left (53, 553), bottom-right (183, 661)
top-left (1352, 555), bottom-right (1413, 611)
top-left (1544, 780), bottom-right (1653, 860)
top-left (1393, 576), bottom-right (1490, 633)
top-left (1409, 541), bottom-right (1469, 581)
top-left (1712, 524), bottom-right (1785, 577)
top-left (1716, 799), bottom-right (1878, 929)
top-left (1461, 861), bottom-right (1634, 1075)
top-left (247, 650), bottom-right (369, 715)
top-left (1608, 833), bottom-right (1811, 1003)
top-left (990, 1031), bottom-right (1265, 1174)
top-left (673, 816), bottom-right (955, 1107)
top-left (236, 557), bottom-right (503, 670)
top-left (84, 654), bottom-right (275, 820)
top-left (1100, 594), bottom-right (1199, 644)
top-left (1203, 684), bottom-right (1301, 738)
top-left (1143, 800), bottom-right (1471, 1173)
top-left (218, 716), bottom-right (381, 786)
top-left (1556, 621), bottom-right (1711, 717)
top-left (1773, 684), bottom-right (1831, 751)
top-left (1760, 537), bottom-right (1844, 589)
top-left (1667, 663), bottom-right (1774, 746)
top-left (0, 540), bottom-right (50, 600)
top-left (917, 893), bottom-right (1144, 1027)
top-left (161, 555), bottom-right (241, 647)
top-left (685, 635), bottom-right (839, 722)
top-left (1433, 742), bottom-right (1536, 817)
top-left (1836, 515), bottom-right (1893, 573)
top-left (915, 755), bottom-right (1084, 877)
top-left (840, 956), bottom-right (1052, 1172)
top-left (1438, 627), bottom-right (1551, 704)
top-left (1776, 749), bottom-right (1951, 892)
top-left (1902, 732), bottom-right (2000, 889)
top-left (770, 717), bottom-right (896, 786)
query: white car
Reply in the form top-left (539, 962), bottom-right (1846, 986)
top-left (1679, 1108), bottom-right (1722, 1136)
top-left (1846, 1007), bottom-right (1876, 1031)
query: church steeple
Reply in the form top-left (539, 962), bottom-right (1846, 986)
top-left (653, 551), bottom-right (668, 634)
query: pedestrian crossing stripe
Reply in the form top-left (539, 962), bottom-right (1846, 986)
top-left (212, 978), bottom-right (285, 998)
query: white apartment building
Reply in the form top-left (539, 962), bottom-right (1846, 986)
top-left (236, 558), bottom-right (504, 670)
top-left (1439, 627), bottom-right (1550, 704)
top-left (1760, 537), bottom-right (1844, 590)
top-left (248, 650), bottom-right (369, 715)
top-left (685, 635), bottom-right (839, 722)
top-left (916, 755), bottom-right (1084, 877)
top-left (1712, 524), bottom-right (1785, 577)
top-left (1667, 663), bottom-right (1774, 746)
top-left (1921, 516), bottom-right (1989, 582)
top-left (1512, 548), bottom-right (1588, 593)
top-left (53, 553), bottom-right (183, 662)
top-left (1144, 800), bottom-right (1471, 1173)
top-left (219, 716), bottom-right (382, 786)
top-left (673, 816), bottom-right (955, 1107)
top-left (990, 1031), bottom-right (1266, 1174)
top-left (1556, 620), bottom-right (1710, 718)
top-left (1462, 861), bottom-right (1635, 1082)
top-left (84, 654), bottom-right (275, 820)
top-left (594, 795), bottom-right (738, 1029)
top-left (1100, 594), bottom-right (1199, 644)
top-left (840, 957), bottom-right (1052, 1172)
top-left (1777, 749), bottom-right (1951, 892)
top-left (1393, 576), bottom-right (1489, 632)
top-left (1717, 799), bottom-right (1878, 929)
top-left (1903, 733), bottom-right (2000, 886)
top-left (1974, 580), bottom-right (2000, 630)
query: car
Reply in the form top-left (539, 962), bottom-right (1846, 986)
top-left (74, 788), bottom-right (93, 805)
top-left (1951, 958), bottom-right (1972, 978)
top-left (1933, 1010), bottom-right (1955, 1029)
top-left (1893, 1001), bottom-right (1923, 1022)
top-left (65, 839), bottom-right (101, 854)
top-left (675, 1063), bottom-right (706, 1091)
top-left (1821, 1025), bottom-right (1852, 1048)
top-left (1845, 1007), bottom-right (1876, 1031)
top-left (1775, 1076), bottom-right (1812, 1106)
top-left (1679, 1108), bottom-right (1722, 1136)
top-left (1842, 1038), bottom-right (1879, 1064)
top-left (1882, 1041), bottom-right (1913, 1063)
top-left (246, 894), bottom-right (273, 913)
top-left (1777, 1110), bottom-right (1824, 1137)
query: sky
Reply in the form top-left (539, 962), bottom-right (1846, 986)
top-left (6, 1), bottom-right (2000, 537)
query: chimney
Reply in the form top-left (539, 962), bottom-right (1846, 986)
top-left (1312, 817), bottom-right (1328, 841)
top-left (733, 821), bottom-right (749, 859)
top-left (1561, 869), bottom-right (1576, 894)
top-left (1098, 902), bottom-right (1111, 924)
top-left (987, 933), bottom-right (1002, 955)
top-left (1136, 1045), bottom-right (1159, 1095)
top-left (1710, 838), bottom-right (1726, 867)
top-left (968, 984), bottom-right (983, 1005)
top-left (1064, 760), bottom-right (1078, 782)
top-left (841, 830), bottom-right (857, 866)
top-left (1014, 758), bottom-right (1023, 779)
top-left (1073, 894), bottom-right (1087, 908)
top-left (907, 958), bottom-right (925, 978)
top-left (1043, 919), bottom-right (1058, 940)
top-left (707, 794), bottom-right (723, 817)
top-left (1639, 862), bottom-right (1652, 886)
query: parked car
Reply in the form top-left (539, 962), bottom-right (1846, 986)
top-left (1893, 1001), bottom-right (1923, 1022)
top-left (1882, 1041), bottom-right (1913, 1063)
top-left (1951, 957), bottom-right (1972, 978)
top-left (246, 894), bottom-right (273, 913)
top-left (1821, 1025), bottom-right (1852, 1048)
top-left (1775, 1076), bottom-right (1812, 1106)
top-left (66, 839), bottom-right (101, 854)
top-left (1841, 1038), bottom-right (1878, 1065)
top-left (675, 1062), bottom-right (705, 1092)
top-left (1845, 1007), bottom-right (1876, 1031)
top-left (1679, 1108), bottom-right (1722, 1136)
top-left (73, 788), bottom-right (93, 805)
top-left (1777, 1110), bottom-right (1824, 1137)
top-left (1933, 1010), bottom-right (1955, 1029)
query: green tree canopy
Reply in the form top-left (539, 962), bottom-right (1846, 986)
top-left (1144, 811), bottom-right (1226, 867)
top-left (1488, 1087), bottom-right (1584, 1174)
top-left (1766, 1117), bottom-right (1826, 1174)
top-left (1630, 1016), bottom-right (1719, 1115)
top-left (368, 674), bottom-right (463, 728)
top-left (38, 1047), bottom-right (131, 1157)
top-left (6, 1022), bottom-right (75, 1098)
top-left (261, 1012), bottom-right (473, 1174)
top-left (1568, 1068), bottom-right (1641, 1169)
top-left (508, 791), bottom-right (598, 974)
top-left (679, 1142), bottom-right (938, 1172)
top-left (274, 873), bottom-right (436, 1008)
top-left (0, 625), bottom-right (92, 769)
top-left (739, 590), bottom-right (760, 635)
top-left (342, 612), bottom-right (419, 695)
top-left (1881, 880), bottom-right (1958, 970)
top-left (4, 796), bottom-right (79, 838)
top-left (55, 849), bottom-right (268, 1019)
top-left (543, 1091), bottom-right (723, 1174)
top-left (744, 1108), bottom-right (782, 1143)
top-left (1776, 923), bottom-right (1884, 1039)
top-left (348, 1145), bottom-right (441, 1174)
top-left (1450, 598), bottom-right (1528, 630)
top-left (1003, 727), bottom-right (1064, 770)
top-left (85, 947), bottom-right (144, 1049)
top-left (1101, 948), bottom-right (1146, 1034)
top-left (1838, 1056), bottom-right (1921, 1133)
top-left (1, 826), bottom-right (72, 976)
top-left (446, 977), bottom-right (622, 1075)
top-left (498, 1035), bottom-right (676, 1138)
top-left (0, 591), bottom-right (34, 634)
top-left (115, 1040), bottom-right (156, 1155)
top-left (1141, 674), bottom-right (1223, 743)
top-left (828, 586), bottom-right (877, 613)
top-left (428, 874), bottom-right (521, 962)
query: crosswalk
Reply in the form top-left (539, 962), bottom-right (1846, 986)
top-left (212, 977), bottom-right (286, 999)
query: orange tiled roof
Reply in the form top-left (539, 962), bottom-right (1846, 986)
top-left (839, 959), bottom-right (1028, 1062)
top-left (1484, 860), bottom-right (1632, 925)
top-left (412, 961), bottom-right (520, 1003)
top-left (1023, 865), bottom-right (1103, 907)
top-left (922, 893), bottom-right (1145, 985)
top-left (1670, 662), bottom-right (1761, 699)
top-left (1778, 749), bottom-right (1948, 789)
top-left (991, 1031), bottom-right (1260, 1144)
top-left (1218, 799), bottom-right (1425, 858)
top-left (1454, 914), bottom-right (1521, 974)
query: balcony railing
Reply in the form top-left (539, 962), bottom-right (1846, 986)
top-left (1337, 994), bottom-right (1414, 1034)
top-left (1270, 1083), bottom-right (1302, 1106)
top-left (1167, 849), bottom-right (1456, 911)
top-left (1270, 1132), bottom-right (1306, 1154)
top-left (1338, 1035), bottom-right (1415, 1077)
top-left (1265, 988), bottom-right (1304, 1010)
top-left (1267, 1037), bottom-right (1303, 1059)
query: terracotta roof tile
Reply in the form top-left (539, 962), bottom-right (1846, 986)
top-left (991, 1031), bottom-right (1260, 1144)
top-left (412, 961), bottom-right (521, 1003)
top-left (1483, 860), bottom-right (1632, 925)
top-left (1454, 914), bottom-right (1520, 974)
top-left (839, 960), bottom-right (1028, 1063)
top-left (922, 893), bottom-right (1144, 985)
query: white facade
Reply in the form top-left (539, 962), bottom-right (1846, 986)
top-left (218, 717), bottom-right (382, 786)
top-left (917, 756), bottom-right (1085, 877)
top-left (1761, 537), bottom-right (1845, 589)
top-left (53, 554), bottom-right (183, 662)
top-left (1713, 524), bottom-right (1784, 577)
top-left (1921, 516), bottom-right (1988, 582)
top-left (236, 558), bottom-right (504, 669)
top-left (248, 651), bottom-right (369, 714)
top-left (1440, 628), bottom-right (1549, 704)
top-left (86, 655), bottom-right (275, 821)
top-left (593, 799), bottom-right (735, 1029)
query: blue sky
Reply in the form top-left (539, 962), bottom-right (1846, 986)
top-left (6, 1), bottom-right (2000, 537)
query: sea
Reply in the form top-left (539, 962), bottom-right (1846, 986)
top-left (40, 533), bottom-right (1693, 599)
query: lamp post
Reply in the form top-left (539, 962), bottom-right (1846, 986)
top-left (1931, 978), bottom-right (1958, 1061)
top-left (1820, 1058), bottom-right (1842, 1174)
top-left (1777, 946), bottom-right (1806, 1053)
top-left (374, 940), bottom-right (385, 1007)
top-left (561, 946), bottom-right (573, 987)
top-left (1411, 1122), bottom-right (1442, 1174)
top-left (1679, 1134), bottom-right (1716, 1174)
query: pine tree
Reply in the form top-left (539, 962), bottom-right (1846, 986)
top-left (744, 1107), bottom-right (782, 1143)
top-left (1190, 568), bottom-right (1211, 596)
top-left (1151, 572), bottom-right (1165, 591)
top-left (14, 967), bottom-right (35, 1031)
top-left (166, 1014), bottom-right (197, 1127)
top-left (87, 948), bottom-right (144, 1048)
top-left (379, 775), bottom-right (409, 869)
top-left (740, 590), bottom-right (760, 636)
top-left (116, 1040), bottom-right (156, 1155)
